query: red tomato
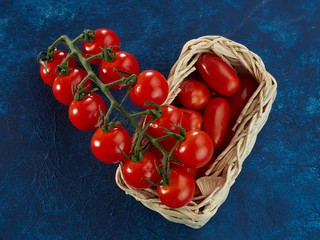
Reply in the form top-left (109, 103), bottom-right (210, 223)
top-left (122, 151), bottom-right (161, 189)
top-left (68, 93), bottom-right (107, 131)
top-left (52, 68), bottom-right (92, 106)
top-left (174, 130), bottom-right (213, 168)
top-left (171, 163), bottom-right (199, 179)
top-left (196, 155), bottom-right (217, 178)
top-left (157, 168), bottom-right (195, 208)
top-left (99, 51), bottom-right (139, 89)
top-left (180, 108), bottom-right (203, 131)
top-left (40, 50), bottom-right (77, 86)
top-left (203, 98), bottom-right (230, 147)
top-left (228, 76), bottom-right (258, 125)
top-left (129, 70), bottom-right (169, 109)
top-left (82, 28), bottom-right (120, 65)
top-left (214, 126), bottom-right (235, 155)
top-left (197, 54), bottom-right (240, 96)
top-left (91, 125), bottom-right (131, 164)
top-left (146, 105), bottom-right (188, 153)
top-left (178, 79), bottom-right (210, 110)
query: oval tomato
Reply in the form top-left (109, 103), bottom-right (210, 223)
top-left (197, 54), bottom-right (240, 96)
top-left (228, 75), bottom-right (258, 125)
top-left (52, 68), bottom-right (92, 106)
top-left (174, 130), bottom-right (213, 168)
top-left (129, 70), bottom-right (169, 109)
top-left (99, 51), bottom-right (139, 89)
top-left (157, 168), bottom-right (195, 208)
top-left (178, 79), bottom-right (210, 110)
top-left (203, 98), bottom-right (230, 147)
top-left (180, 108), bottom-right (203, 131)
top-left (82, 28), bottom-right (120, 65)
top-left (122, 151), bottom-right (161, 189)
top-left (214, 126), bottom-right (235, 155)
top-left (40, 50), bottom-right (77, 86)
top-left (91, 125), bottom-right (131, 164)
top-left (68, 93), bottom-right (107, 131)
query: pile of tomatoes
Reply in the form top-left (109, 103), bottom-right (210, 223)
top-left (39, 28), bottom-right (258, 209)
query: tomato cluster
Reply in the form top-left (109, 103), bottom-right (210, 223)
top-left (39, 29), bottom-right (258, 209)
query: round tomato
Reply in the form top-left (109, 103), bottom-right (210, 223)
top-left (122, 151), bottom-right (161, 189)
top-left (197, 54), bottom-right (240, 96)
top-left (214, 126), bottom-right (235, 155)
top-left (157, 168), bottom-right (195, 208)
top-left (174, 130), bottom-right (213, 168)
top-left (228, 75), bottom-right (258, 125)
top-left (171, 163), bottom-right (199, 179)
top-left (203, 98), bottom-right (230, 147)
top-left (178, 79), bottom-right (210, 110)
top-left (52, 68), bottom-right (92, 106)
top-left (40, 50), bottom-right (77, 86)
top-left (91, 125), bottom-right (131, 164)
top-left (82, 28), bottom-right (120, 65)
top-left (68, 93), bottom-right (107, 131)
top-left (99, 51), bottom-right (139, 89)
top-left (180, 108), bottom-right (203, 131)
top-left (129, 70), bottom-right (169, 109)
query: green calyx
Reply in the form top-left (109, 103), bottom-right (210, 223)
top-left (83, 29), bottom-right (95, 43)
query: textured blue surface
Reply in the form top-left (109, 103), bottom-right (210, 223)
top-left (0, 0), bottom-right (320, 239)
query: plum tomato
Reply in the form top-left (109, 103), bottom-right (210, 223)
top-left (91, 125), bottom-right (131, 164)
top-left (98, 51), bottom-right (139, 89)
top-left (52, 68), bottom-right (92, 106)
top-left (180, 108), bottom-right (203, 131)
top-left (129, 70), bottom-right (169, 109)
top-left (197, 54), bottom-right (240, 96)
top-left (68, 93), bottom-right (107, 131)
top-left (40, 50), bottom-right (77, 86)
top-left (157, 168), bottom-right (195, 208)
top-left (203, 97), bottom-right (230, 147)
top-left (178, 79), bottom-right (210, 110)
top-left (228, 75), bottom-right (258, 125)
top-left (82, 28), bottom-right (120, 65)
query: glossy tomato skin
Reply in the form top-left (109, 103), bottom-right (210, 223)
top-left (178, 79), bottom-right (210, 110)
top-left (180, 108), bottom-right (203, 131)
top-left (197, 54), bottom-right (240, 96)
top-left (82, 28), bottom-right (120, 65)
top-left (174, 130), bottom-right (213, 168)
top-left (68, 93), bottom-right (107, 131)
top-left (99, 51), bottom-right (139, 89)
top-left (122, 151), bottom-right (161, 189)
top-left (52, 68), bottom-right (92, 106)
top-left (203, 97), bottom-right (230, 147)
top-left (228, 76), bottom-right (258, 125)
top-left (91, 125), bottom-right (131, 164)
top-left (129, 70), bottom-right (169, 109)
top-left (214, 126), bottom-right (235, 155)
top-left (146, 105), bottom-right (188, 152)
top-left (171, 163), bottom-right (199, 179)
top-left (40, 50), bottom-right (77, 86)
top-left (157, 168), bottom-right (195, 208)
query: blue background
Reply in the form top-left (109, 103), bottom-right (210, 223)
top-left (0, 0), bottom-right (319, 239)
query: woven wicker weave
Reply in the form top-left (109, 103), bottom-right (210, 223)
top-left (115, 36), bottom-right (277, 229)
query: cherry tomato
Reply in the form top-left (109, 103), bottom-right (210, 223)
top-left (91, 125), bottom-right (131, 164)
top-left (68, 93), bottom-right (107, 131)
top-left (196, 155), bottom-right (217, 179)
top-left (99, 51), bottom-right (139, 89)
top-left (197, 54), bottom-right (240, 96)
top-left (52, 68), bottom-right (92, 106)
top-left (180, 108), bottom-right (203, 131)
top-left (214, 126), bottom-right (235, 155)
top-left (203, 98), bottom-right (230, 147)
top-left (146, 105), bottom-right (188, 152)
top-left (178, 79), bottom-right (210, 110)
top-left (157, 168), bottom-right (195, 208)
top-left (122, 151), bottom-right (161, 189)
top-left (171, 162), bottom-right (199, 179)
top-left (82, 28), bottom-right (120, 65)
top-left (174, 130), bottom-right (213, 168)
top-left (129, 70), bottom-right (169, 109)
top-left (40, 50), bottom-right (77, 86)
top-left (228, 75), bottom-right (258, 125)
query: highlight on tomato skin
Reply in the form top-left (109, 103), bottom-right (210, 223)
top-left (180, 108), bottom-right (203, 131)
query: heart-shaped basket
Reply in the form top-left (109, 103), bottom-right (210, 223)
top-left (115, 35), bottom-right (277, 229)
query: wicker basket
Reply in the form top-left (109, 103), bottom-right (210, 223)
top-left (115, 36), bottom-right (277, 229)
